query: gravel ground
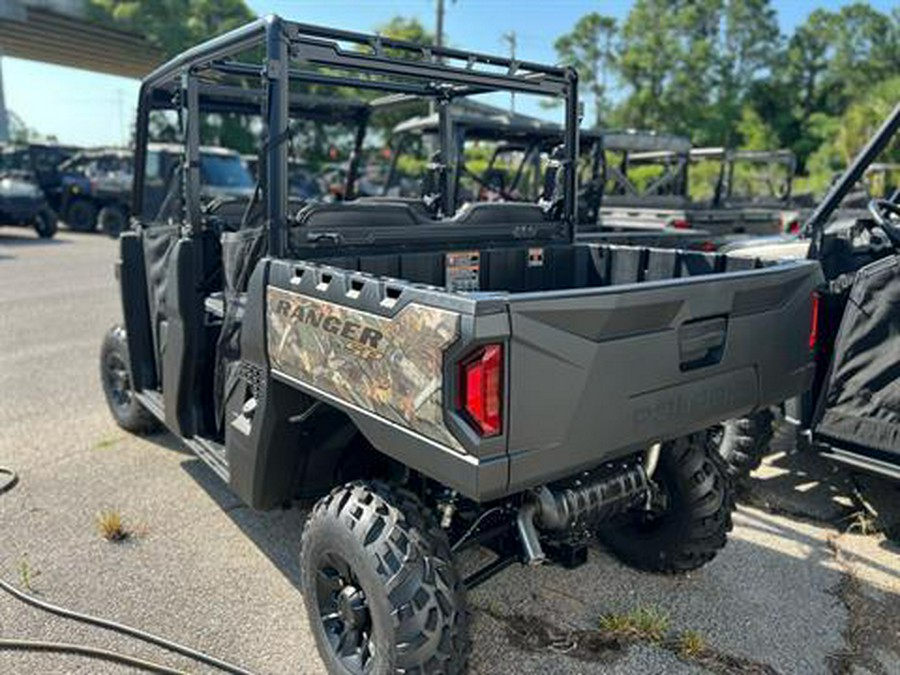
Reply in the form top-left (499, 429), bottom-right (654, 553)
top-left (1, 228), bottom-right (899, 674)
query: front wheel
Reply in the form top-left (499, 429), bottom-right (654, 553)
top-left (33, 207), bottom-right (58, 239)
top-left (300, 481), bottom-right (469, 674)
top-left (98, 204), bottom-right (127, 238)
top-left (100, 325), bottom-right (161, 434)
top-left (597, 432), bottom-right (734, 573)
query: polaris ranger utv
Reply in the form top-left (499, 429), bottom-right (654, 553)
top-left (101, 17), bottom-right (821, 673)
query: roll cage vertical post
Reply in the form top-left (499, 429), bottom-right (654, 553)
top-left (182, 71), bottom-right (202, 228)
top-left (438, 97), bottom-right (455, 216)
top-left (132, 92), bottom-right (150, 219)
top-left (344, 110), bottom-right (369, 201)
top-left (563, 68), bottom-right (579, 237)
top-left (265, 16), bottom-right (289, 258)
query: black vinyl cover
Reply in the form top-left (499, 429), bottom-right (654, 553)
top-left (816, 255), bottom-right (900, 456)
top-left (141, 223), bottom-right (181, 381)
top-left (214, 226), bottom-right (267, 425)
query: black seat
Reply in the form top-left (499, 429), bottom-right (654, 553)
top-left (294, 200), bottom-right (435, 229)
top-left (451, 201), bottom-right (548, 226)
top-left (207, 196), bottom-right (307, 231)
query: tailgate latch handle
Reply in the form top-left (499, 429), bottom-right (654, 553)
top-left (678, 316), bottom-right (728, 371)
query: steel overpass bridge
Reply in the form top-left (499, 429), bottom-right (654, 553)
top-left (0, 0), bottom-right (162, 141)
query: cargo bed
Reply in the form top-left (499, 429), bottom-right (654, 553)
top-left (258, 241), bottom-right (821, 501)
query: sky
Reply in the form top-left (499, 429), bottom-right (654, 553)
top-left (3, 0), bottom-right (896, 147)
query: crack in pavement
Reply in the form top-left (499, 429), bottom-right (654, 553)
top-left (825, 536), bottom-right (900, 675)
top-left (473, 604), bottom-right (781, 674)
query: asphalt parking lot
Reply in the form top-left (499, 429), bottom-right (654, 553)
top-left (1, 229), bottom-right (899, 675)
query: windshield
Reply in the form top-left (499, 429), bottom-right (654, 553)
top-left (200, 154), bottom-right (254, 189)
top-left (0, 149), bottom-right (30, 173)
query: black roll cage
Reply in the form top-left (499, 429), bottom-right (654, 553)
top-left (132, 15), bottom-right (580, 255)
top-left (384, 111), bottom-right (600, 209)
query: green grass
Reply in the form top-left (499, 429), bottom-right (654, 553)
top-left (97, 509), bottom-right (131, 542)
top-left (599, 606), bottom-right (670, 643)
top-left (678, 630), bottom-right (707, 659)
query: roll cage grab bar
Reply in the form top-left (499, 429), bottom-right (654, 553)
top-left (132, 15), bottom-right (580, 255)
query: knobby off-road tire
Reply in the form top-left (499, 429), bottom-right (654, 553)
top-left (597, 432), bottom-right (734, 574)
top-left (300, 480), bottom-right (469, 675)
top-left (100, 325), bottom-right (161, 434)
top-left (712, 410), bottom-right (775, 481)
top-left (98, 205), bottom-right (127, 238)
top-left (33, 207), bottom-right (58, 239)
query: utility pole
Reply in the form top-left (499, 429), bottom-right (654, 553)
top-left (432, 0), bottom-right (454, 115)
top-left (502, 31), bottom-right (517, 115)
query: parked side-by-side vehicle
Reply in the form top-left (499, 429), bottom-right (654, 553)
top-left (717, 104), bottom-right (900, 483)
top-left (100, 17), bottom-right (822, 673)
top-left (0, 143), bottom-right (60, 238)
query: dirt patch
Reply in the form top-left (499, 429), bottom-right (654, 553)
top-left (476, 606), bottom-right (627, 664)
top-left (680, 643), bottom-right (779, 675)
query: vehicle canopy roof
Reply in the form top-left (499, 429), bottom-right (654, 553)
top-left (392, 101), bottom-right (600, 148)
top-left (600, 130), bottom-right (691, 154)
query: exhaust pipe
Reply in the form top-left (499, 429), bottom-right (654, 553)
top-left (516, 463), bottom-right (650, 565)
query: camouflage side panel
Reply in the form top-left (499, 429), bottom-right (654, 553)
top-left (267, 286), bottom-right (464, 451)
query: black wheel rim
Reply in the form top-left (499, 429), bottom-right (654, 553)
top-left (104, 351), bottom-right (133, 412)
top-left (315, 551), bottom-right (375, 673)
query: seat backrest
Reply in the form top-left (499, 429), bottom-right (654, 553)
top-left (451, 201), bottom-right (547, 227)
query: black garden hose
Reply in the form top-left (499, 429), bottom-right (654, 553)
top-left (0, 467), bottom-right (17, 495)
top-left (0, 639), bottom-right (188, 675)
top-left (0, 465), bottom-right (256, 675)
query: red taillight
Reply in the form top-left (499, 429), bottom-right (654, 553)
top-left (786, 218), bottom-right (801, 234)
top-left (458, 344), bottom-right (503, 436)
top-left (669, 218), bottom-right (690, 230)
top-left (809, 291), bottom-right (820, 351)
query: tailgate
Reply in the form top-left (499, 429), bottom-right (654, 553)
top-left (504, 256), bottom-right (821, 491)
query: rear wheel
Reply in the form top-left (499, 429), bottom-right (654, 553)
top-left (100, 325), bottom-right (161, 434)
top-left (98, 204), bottom-right (127, 238)
top-left (711, 410), bottom-right (775, 480)
top-left (33, 208), bottom-right (57, 239)
top-left (300, 480), bottom-right (469, 674)
top-left (66, 199), bottom-right (97, 232)
top-left (597, 432), bottom-right (733, 573)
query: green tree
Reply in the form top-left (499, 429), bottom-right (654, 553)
top-left (376, 16), bottom-right (434, 48)
top-left (552, 13), bottom-right (618, 127)
top-left (89, 1), bottom-right (258, 151)
top-left (88, 0), bottom-right (255, 59)
top-left (709, 0), bottom-right (780, 145)
top-left (614, 0), bottom-right (778, 145)
top-left (736, 105), bottom-right (778, 150)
